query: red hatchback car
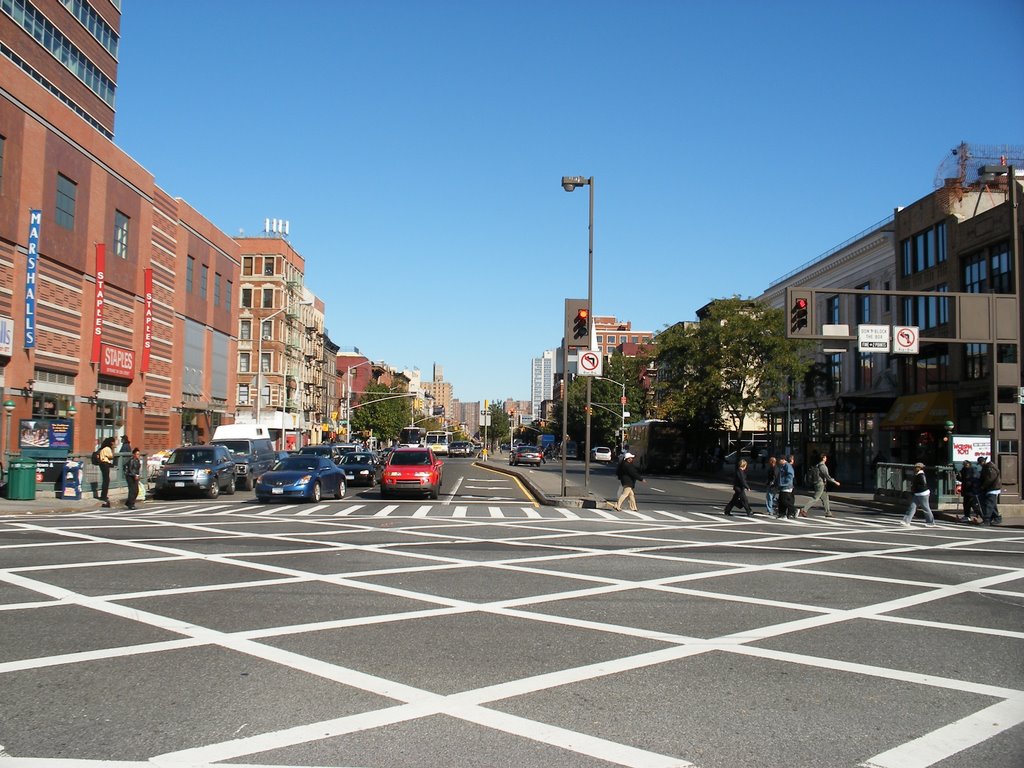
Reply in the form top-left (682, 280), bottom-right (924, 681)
top-left (381, 447), bottom-right (444, 499)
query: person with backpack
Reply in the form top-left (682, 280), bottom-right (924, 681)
top-left (958, 459), bottom-right (982, 523)
top-left (900, 462), bottom-right (935, 527)
top-left (798, 454), bottom-right (840, 518)
top-left (978, 456), bottom-right (1003, 526)
top-left (97, 436), bottom-right (115, 507)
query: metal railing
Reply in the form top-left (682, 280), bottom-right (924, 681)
top-left (1, 451), bottom-right (151, 499)
top-left (873, 462), bottom-right (959, 509)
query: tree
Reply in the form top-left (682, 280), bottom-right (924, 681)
top-left (350, 384), bottom-right (411, 443)
top-left (655, 297), bottom-right (811, 443)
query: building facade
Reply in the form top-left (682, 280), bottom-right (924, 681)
top-left (0, 11), bottom-right (242, 461)
top-left (530, 349), bottom-right (555, 421)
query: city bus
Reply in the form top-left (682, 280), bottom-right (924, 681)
top-left (399, 426), bottom-right (426, 447)
top-left (425, 430), bottom-right (451, 456)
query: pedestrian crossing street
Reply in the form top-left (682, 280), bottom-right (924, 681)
top-left (89, 500), bottom-right (938, 527)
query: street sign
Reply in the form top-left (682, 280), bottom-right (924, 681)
top-left (893, 325), bottom-right (920, 354)
top-left (577, 349), bottom-right (603, 376)
top-left (858, 324), bottom-right (890, 352)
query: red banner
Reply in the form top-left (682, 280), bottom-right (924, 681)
top-left (91, 243), bottom-right (105, 363)
top-left (141, 268), bottom-right (153, 372)
top-left (99, 343), bottom-right (134, 379)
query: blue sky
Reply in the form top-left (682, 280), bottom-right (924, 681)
top-left (114, 0), bottom-right (1024, 404)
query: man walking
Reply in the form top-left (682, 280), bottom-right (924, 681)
top-left (776, 456), bottom-right (796, 519)
top-left (124, 447), bottom-right (142, 510)
top-left (901, 462), bottom-right (935, 527)
top-left (978, 456), bottom-right (1003, 526)
top-left (798, 454), bottom-right (840, 518)
top-left (612, 452), bottom-right (644, 512)
top-left (724, 458), bottom-right (754, 516)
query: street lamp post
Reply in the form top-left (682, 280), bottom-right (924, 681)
top-left (596, 376), bottom-right (626, 452)
top-left (562, 175), bottom-right (594, 488)
top-left (255, 300), bottom-right (311, 429)
top-left (3, 399), bottom-right (15, 479)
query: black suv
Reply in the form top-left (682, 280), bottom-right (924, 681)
top-left (209, 437), bottom-right (277, 490)
top-left (152, 445), bottom-right (237, 499)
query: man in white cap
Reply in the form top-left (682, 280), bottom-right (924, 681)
top-left (612, 452), bottom-right (644, 512)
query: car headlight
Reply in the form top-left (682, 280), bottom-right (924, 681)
top-left (386, 471), bottom-right (402, 478)
top-left (195, 469), bottom-right (211, 479)
top-left (358, 470), bottom-right (369, 475)
top-left (296, 474), bottom-right (313, 485)
top-left (413, 471), bottom-right (432, 478)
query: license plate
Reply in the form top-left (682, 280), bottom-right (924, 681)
top-left (272, 487), bottom-right (283, 494)
top-left (175, 482), bottom-right (184, 487)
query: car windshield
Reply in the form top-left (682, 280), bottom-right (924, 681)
top-left (169, 449), bottom-right (218, 465)
top-left (214, 440), bottom-right (251, 456)
top-left (389, 451), bottom-right (432, 466)
top-left (299, 446), bottom-right (331, 455)
top-left (339, 453), bottom-right (374, 465)
top-left (273, 457), bottom-right (320, 471)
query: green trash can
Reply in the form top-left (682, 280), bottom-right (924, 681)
top-left (7, 457), bottom-right (37, 500)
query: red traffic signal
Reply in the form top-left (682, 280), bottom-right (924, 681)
top-left (786, 288), bottom-right (812, 337)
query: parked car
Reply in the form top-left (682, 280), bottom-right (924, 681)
top-left (381, 447), bottom-right (444, 499)
top-left (152, 444), bottom-right (237, 499)
top-left (337, 451), bottom-right (380, 487)
top-left (509, 444), bottom-right (543, 466)
top-left (591, 446), bottom-right (613, 463)
top-left (254, 455), bottom-right (347, 503)
top-left (448, 441), bottom-right (474, 457)
top-left (209, 436), bottom-right (277, 490)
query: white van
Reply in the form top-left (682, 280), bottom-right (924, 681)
top-left (212, 424), bottom-right (272, 442)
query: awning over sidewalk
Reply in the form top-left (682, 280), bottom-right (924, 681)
top-left (880, 391), bottom-right (954, 429)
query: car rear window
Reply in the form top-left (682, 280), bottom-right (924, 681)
top-left (389, 451), bottom-right (432, 466)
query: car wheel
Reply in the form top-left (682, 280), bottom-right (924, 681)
top-left (207, 480), bottom-right (220, 499)
top-left (429, 486), bottom-right (439, 500)
top-left (226, 475), bottom-right (236, 495)
top-left (310, 481), bottom-right (321, 503)
top-left (335, 478), bottom-right (345, 500)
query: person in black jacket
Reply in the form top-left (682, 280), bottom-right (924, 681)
top-left (724, 458), bottom-right (754, 516)
top-left (612, 452), bottom-right (644, 512)
top-left (978, 456), bottom-right (1003, 526)
top-left (900, 462), bottom-right (934, 527)
top-left (124, 447), bottom-right (142, 510)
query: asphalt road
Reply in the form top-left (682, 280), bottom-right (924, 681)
top-left (2, 457), bottom-right (1023, 768)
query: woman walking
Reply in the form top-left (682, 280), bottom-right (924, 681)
top-left (901, 462), bottom-right (935, 527)
top-left (97, 436), bottom-right (115, 507)
top-left (724, 458), bottom-right (755, 516)
top-left (765, 456), bottom-right (779, 516)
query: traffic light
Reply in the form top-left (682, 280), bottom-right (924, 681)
top-left (573, 308), bottom-right (590, 341)
top-left (786, 287), bottom-right (813, 338)
top-left (563, 298), bottom-right (590, 347)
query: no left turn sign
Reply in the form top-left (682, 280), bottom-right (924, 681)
top-left (578, 349), bottom-right (603, 376)
top-left (893, 325), bottom-right (919, 354)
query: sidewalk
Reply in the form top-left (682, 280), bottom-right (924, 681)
top-left (479, 458), bottom-right (1024, 526)
top-left (0, 486), bottom-right (123, 517)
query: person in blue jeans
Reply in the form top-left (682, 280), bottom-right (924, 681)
top-left (765, 456), bottom-right (778, 516)
top-left (775, 456), bottom-right (796, 519)
top-left (901, 462), bottom-right (935, 527)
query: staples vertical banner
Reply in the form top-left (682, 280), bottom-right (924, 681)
top-left (92, 243), bottom-right (105, 363)
top-left (24, 209), bottom-right (41, 348)
top-left (141, 268), bottom-right (153, 372)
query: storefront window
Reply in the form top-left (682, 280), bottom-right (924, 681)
top-left (30, 392), bottom-right (74, 418)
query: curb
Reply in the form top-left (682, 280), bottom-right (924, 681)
top-left (472, 461), bottom-right (607, 508)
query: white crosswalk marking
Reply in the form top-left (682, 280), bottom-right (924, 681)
top-left (374, 504), bottom-right (399, 517)
top-left (332, 504), bottom-right (365, 516)
top-left (521, 506), bottom-right (542, 518)
top-left (453, 505), bottom-right (468, 517)
top-left (296, 504), bottom-right (329, 516)
top-left (553, 507), bottom-right (580, 519)
top-left (412, 505), bottom-right (432, 517)
top-left (488, 506), bottom-right (503, 518)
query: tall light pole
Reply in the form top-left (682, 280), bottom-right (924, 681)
top-left (344, 358), bottom-right (375, 441)
top-left (596, 376), bottom-right (626, 452)
top-left (255, 300), bottom-right (311, 428)
top-left (3, 399), bottom-right (15, 472)
top-left (562, 175), bottom-right (594, 487)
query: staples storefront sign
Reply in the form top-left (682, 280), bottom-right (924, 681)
top-left (100, 343), bottom-right (135, 379)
